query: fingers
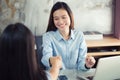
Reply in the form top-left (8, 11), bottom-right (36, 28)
top-left (50, 56), bottom-right (62, 69)
top-left (86, 56), bottom-right (96, 68)
top-left (56, 56), bottom-right (62, 60)
top-left (87, 56), bottom-right (95, 64)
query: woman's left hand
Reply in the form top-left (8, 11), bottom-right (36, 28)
top-left (85, 55), bottom-right (96, 68)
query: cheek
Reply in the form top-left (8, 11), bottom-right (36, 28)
top-left (54, 20), bottom-right (58, 26)
top-left (68, 20), bottom-right (71, 24)
top-left (54, 20), bottom-right (60, 29)
top-left (66, 19), bottom-right (70, 26)
top-left (66, 17), bottom-right (71, 24)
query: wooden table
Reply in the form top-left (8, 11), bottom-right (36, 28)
top-left (86, 36), bottom-right (120, 57)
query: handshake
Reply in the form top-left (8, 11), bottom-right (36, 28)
top-left (49, 55), bottom-right (96, 69)
top-left (49, 56), bottom-right (62, 69)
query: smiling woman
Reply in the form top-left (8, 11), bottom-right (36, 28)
top-left (41, 1), bottom-right (96, 71)
top-left (66, 0), bottom-right (113, 35)
top-left (53, 9), bottom-right (71, 40)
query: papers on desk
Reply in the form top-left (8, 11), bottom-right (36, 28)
top-left (83, 31), bottom-right (103, 40)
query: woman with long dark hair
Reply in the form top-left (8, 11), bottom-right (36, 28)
top-left (42, 2), bottom-right (95, 71)
top-left (0, 23), bottom-right (62, 80)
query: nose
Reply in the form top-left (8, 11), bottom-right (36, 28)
top-left (59, 19), bottom-right (64, 25)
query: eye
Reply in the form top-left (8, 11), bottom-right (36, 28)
top-left (54, 17), bottom-right (59, 20)
top-left (62, 16), bottom-right (67, 19)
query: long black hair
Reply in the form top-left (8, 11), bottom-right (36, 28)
top-left (0, 23), bottom-right (47, 80)
top-left (47, 1), bottom-right (74, 32)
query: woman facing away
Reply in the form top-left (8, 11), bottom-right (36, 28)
top-left (0, 23), bottom-right (62, 80)
top-left (41, 1), bottom-right (96, 71)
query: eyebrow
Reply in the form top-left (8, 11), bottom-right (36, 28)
top-left (53, 15), bottom-right (67, 18)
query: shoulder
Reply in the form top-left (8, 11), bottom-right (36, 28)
top-left (43, 31), bottom-right (55, 38)
top-left (72, 29), bottom-right (84, 36)
top-left (42, 31), bottom-right (57, 41)
top-left (71, 29), bottom-right (85, 42)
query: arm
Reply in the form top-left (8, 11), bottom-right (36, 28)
top-left (49, 66), bottom-right (60, 80)
top-left (41, 33), bottom-right (62, 80)
top-left (49, 56), bottom-right (62, 80)
top-left (41, 33), bottom-right (53, 69)
top-left (77, 32), bottom-right (96, 70)
top-left (77, 32), bottom-right (88, 71)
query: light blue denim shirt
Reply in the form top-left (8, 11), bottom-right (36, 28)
top-left (41, 29), bottom-right (88, 71)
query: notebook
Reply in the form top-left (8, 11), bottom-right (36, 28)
top-left (89, 55), bottom-right (120, 80)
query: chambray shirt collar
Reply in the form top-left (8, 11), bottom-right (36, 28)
top-left (55, 29), bottom-right (75, 41)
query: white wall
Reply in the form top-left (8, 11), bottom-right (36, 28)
top-left (24, 0), bottom-right (53, 35)
top-left (24, 0), bottom-right (113, 35)
top-left (67, 0), bottom-right (113, 34)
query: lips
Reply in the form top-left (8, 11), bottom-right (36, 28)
top-left (58, 24), bottom-right (66, 28)
top-left (59, 25), bottom-right (65, 28)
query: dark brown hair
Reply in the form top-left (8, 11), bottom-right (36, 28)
top-left (46, 1), bottom-right (74, 32)
top-left (0, 23), bottom-right (47, 80)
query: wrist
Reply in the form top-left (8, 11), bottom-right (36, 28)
top-left (85, 64), bottom-right (90, 69)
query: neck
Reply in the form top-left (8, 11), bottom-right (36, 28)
top-left (59, 30), bottom-right (70, 40)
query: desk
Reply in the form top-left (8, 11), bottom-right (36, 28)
top-left (59, 69), bottom-right (95, 80)
top-left (86, 36), bottom-right (120, 57)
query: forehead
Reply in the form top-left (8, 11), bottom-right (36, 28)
top-left (53, 9), bottom-right (69, 17)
